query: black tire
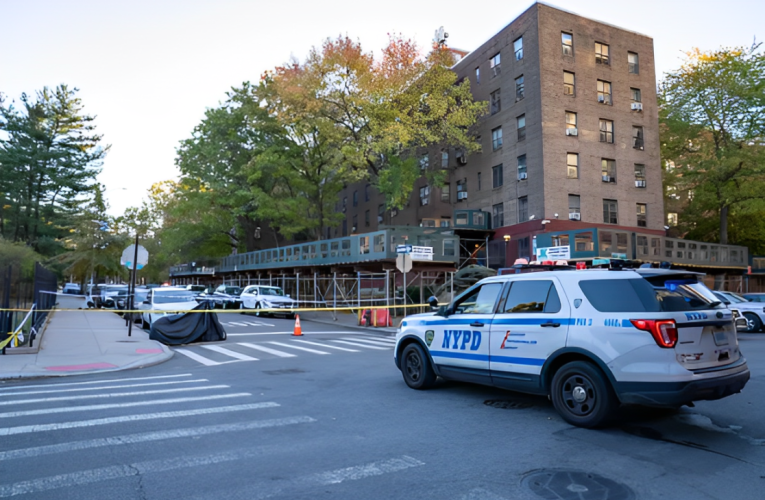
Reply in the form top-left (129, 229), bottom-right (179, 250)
top-left (743, 313), bottom-right (762, 333)
top-left (550, 361), bottom-right (618, 428)
top-left (401, 343), bottom-right (437, 390)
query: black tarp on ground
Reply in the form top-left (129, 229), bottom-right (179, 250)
top-left (149, 301), bottom-right (227, 345)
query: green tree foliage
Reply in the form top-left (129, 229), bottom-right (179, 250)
top-left (0, 85), bottom-right (108, 254)
top-left (660, 44), bottom-right (765, 246)
top-left (0, 238), bottom-right (44, 275)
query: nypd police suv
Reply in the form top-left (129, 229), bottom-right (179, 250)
top-left (394, 267), bottom-right (750, 428)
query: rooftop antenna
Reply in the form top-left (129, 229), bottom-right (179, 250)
top-left (434, 26), bottom-right (449, 47)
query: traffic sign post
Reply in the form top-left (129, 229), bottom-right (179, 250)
top-left (122, 239), bottom-right (149, 337)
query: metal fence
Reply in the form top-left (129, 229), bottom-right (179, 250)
top-left (1, 262), bottom-right (57, 353)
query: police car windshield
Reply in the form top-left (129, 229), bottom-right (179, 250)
top-left (580, 277), bottom-right (723, 313)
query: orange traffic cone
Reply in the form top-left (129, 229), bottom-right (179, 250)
top-left (292, 314), bottom-right (303, 336)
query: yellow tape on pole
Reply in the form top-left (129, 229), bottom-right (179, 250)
top-left (0, 331), bottom-right (19, 350)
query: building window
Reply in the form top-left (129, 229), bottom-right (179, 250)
top-left (419, 185), bottom-right (430, 205)
top-left (364, 184), bottom-right (370, 202)
top-left (492, 203), bottom-right (504, 228)
top-left (457, 180), bottom-right (466, 201)
top-left (517, 115), bottom-right (526, 141)
top-left (353, 190), bottom-right (358, 207)
top-left (564, 71), bottom-right (575, 95)
top-left (517, 155), bottom-right (527, 180)
top-left (342, 197), bottom-right (347, 212)
top-left (599, 119), bottom-right (614, 143)
top-left (515, 75), bottom-right (525, 101)
top-left (518, 196), bottom-right (528, 222)
top-left (490, 89), bottom-right (501, 114)
top-left (632, 126), bottom-right (644, 150)
top-left (562, 32), bottom-right (573, 56)
top-left (569, 194), bottom-right (581, 215)
top-left (567, 153), bottom-right (579, 179)
top-left (566, 112), bottom-right (577, 133)
top-left (636, 203), bottom-right (647, 227)
top-left (597, 80), bottom-right (612, 104)
top-left (475, 67), bottom-right (480, 84)
top-left (352, 214), bottom-right (358, 231)
top-left (477, 172), bottom-right (481, 191)
top-left (365, 210), bottom-right (370, 227)
top-left (441, 183), bottom-right (450, 202)
top-left (575, 231), bottom-right (594, 251)
top-left (552, 233), bottom-right (570, 247)
top-left (628, 52), bottom-right (639, 74)
top-left (492, 164), bottom-right (504, 188)
top-left (634, 164), bottom-right (646, 188)
top-left (595, 42), bottom-right (610, 65)
top-left (518, 237), bottom-right (530, 259)
top-left (491, 126), bottom-right (503, 150)
top-left (602, 159), bottom-right (616, 183)
top-left (514, 37), bottom-right (523, 60)
top-left (631, 88), bottom-right (642, 103)
top-left (441, 150), bottom-right (449, 168)
top-left (667, 213), bottom-right (678, 225)
top-left (490, 53), bottom-right (501, 77)
top-left (378, 204), bottom-right (385, 222)
top-left (419, 153), bottom-right (429, 170)
top-left (603, 199), bottom-right (618, 224)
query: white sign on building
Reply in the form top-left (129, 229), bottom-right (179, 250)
top-left (535, 245), bottom-right (571, 260)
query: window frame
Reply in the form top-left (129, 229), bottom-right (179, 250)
top-left (492, 203), bottom-right (504, 228)
top-left (597, 80), bottom-right (612, 105)
top-left (515, 75), bottom-right (525, 101)
top-left (490, 88), bottom-right (501, 114)
top-left (601, 158), bottom-right (616, 183)
top-left (492, 164), bottom-right (504, 189)
top-left (636, 203), bottom-right (647, 227)
top-left (517, 114), bottom-right (526, 141)
top-left (567, 153), bottom-right (579, 179)
top-left (490, 53), bottom-right (501, 77)
top-left (603, 199), bottom-right (618, 224)
top-left (632, 126), bottom-right (644, 150)
top-left (634, 164), bottom-right (646, 188)
top-left (599, 119), bottom-right (614, 143)
top-left (491, 126), bottom-right (503, 150)
top-left (630, 88), bottom-right (642, 103)
top-left (566, 111), bottom-right (577, 132)
top-left (518, 196), bottom-right (529, 222)
top-left (628, 52), bottom-right (639, 74)
top-left (564, 71), bottom-right (576, 96)
top-left (595, 42), bottom-right (610, 65)
top-left (517, 154), bottom-right (527, 179)
top-left (569, 194), bottom-right (581, 214)
top-left (514, 37), bottom-right (523, 60)
top-left (561, 32), bottom-right (573, 56)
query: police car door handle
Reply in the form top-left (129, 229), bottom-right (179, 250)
top-left (541, 322), bottom-right (561, 328)
top-left (470, 322), bottom-right (485, 327)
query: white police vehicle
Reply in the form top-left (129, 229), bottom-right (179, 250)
top-left (394, 267), bottom-right (750, 428)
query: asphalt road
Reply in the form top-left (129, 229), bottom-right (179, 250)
top-left (1, 317), bottom-right (764, 500)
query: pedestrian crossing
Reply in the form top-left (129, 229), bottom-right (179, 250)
top-left (172, 335), bottom-right (397, 368)
top-left (0, 372), bottom-right (425, 498)
top-left (222, 319), bottom-right (275, 328)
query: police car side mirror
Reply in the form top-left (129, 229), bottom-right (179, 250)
top-left (428, 296), bottom-right (439, 310)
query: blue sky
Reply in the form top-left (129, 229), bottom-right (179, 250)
top-left (1, 0), bottom-right (763, 216)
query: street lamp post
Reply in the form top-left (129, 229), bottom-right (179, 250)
top-left (503, 234), bottom-right (511, 268)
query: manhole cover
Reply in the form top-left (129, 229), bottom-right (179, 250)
top-left (263, 368), bottom-right (306, 375)
top-left (522, 470), bottom-right (635, 500)
top-left (484, 399), bottom-right (533, 410)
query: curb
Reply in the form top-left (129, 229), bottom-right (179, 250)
top-left (302, 317), bottom-right (398, 336)
top-left (0, 346), bottom-right (175, 381)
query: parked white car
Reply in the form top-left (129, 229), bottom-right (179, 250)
top-left (240, 285), bottom-right (297, 318)
top-left (713, 291), bottom-right (765, 333)
top-left (138, 287), bottom-right (199, 328)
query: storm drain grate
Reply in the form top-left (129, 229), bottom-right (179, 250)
top-left (522, 470), bottom-right (636, 500)
top-left (484, 399), bottom-right (534, 410)
top-left (263, 368), bottom-right (306, 375)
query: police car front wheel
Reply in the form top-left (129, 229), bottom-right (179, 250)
top-left (551, 361), bottom-right (617, 428)
top-left (401, 344), bottom-right (437, 390)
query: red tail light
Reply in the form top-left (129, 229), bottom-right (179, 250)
top-left (630, 319), bottom-right (678, 348)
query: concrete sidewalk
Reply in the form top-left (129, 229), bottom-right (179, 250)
top-left (0, 296), bottom-right (173, 380)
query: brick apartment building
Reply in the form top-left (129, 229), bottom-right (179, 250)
top-left (333, 2), bottom-right (665, 265)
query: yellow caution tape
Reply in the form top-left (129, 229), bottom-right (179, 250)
top-left (0, 303), bottom-right (433, 314)
top-left (0, 331), bottom-right (20, 350)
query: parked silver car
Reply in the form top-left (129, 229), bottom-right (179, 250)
top-left (713, 291), bottom-right (765, 333)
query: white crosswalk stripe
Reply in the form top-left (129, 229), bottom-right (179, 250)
top-left (175, 349), bottom-right (226, 366)
top-left (201, 345), bottom-right (259, 361)
top-left (238, 342), bottom-right (296, 357)
top-left (331, 340), bottom-right (390, 350)
top-left (292, 339), bottom-right (359, 352)
top-left (343, 338), bottom-right (396, 347)
top-left (268, 341), bottom-right (330, 355)
top-left (0, 373), bottom-right (192, 392)
top-left (0, 385), bottom-right (230, 406)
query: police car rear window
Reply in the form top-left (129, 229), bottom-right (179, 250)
top-left (579, 279), bottom-right (660, 313)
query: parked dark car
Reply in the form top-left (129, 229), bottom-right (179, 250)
top-left (210, 285), bottom-right (244, 309)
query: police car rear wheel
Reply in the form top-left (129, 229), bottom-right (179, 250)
top-left (551, 361), bottom-right (617, 428)
top-left (401, 344), bottom-right (436, 390)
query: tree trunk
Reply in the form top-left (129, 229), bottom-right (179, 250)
top-left (720, 204), bottom-right (729, 245)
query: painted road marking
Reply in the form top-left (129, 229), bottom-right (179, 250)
top-left (331, 340), bottom-right (390, 350)
top-left (237, 343), bottom-right (296, 358)
top-left (0, 393), bottom-right (252, 419)
top-left (0, 402), bottom-right (279, 436)
top-left (0, 453), bottom-right (423, 498)
top-left (343, 338), bottom-right (395, 347)
top-left (226, 331), bottom-right (369, 336)
top-left (200, 345), bottom-right (259, 361)
top-left (0, 385), bottom-right (230, 407)
top-left (0, 416), bottom-right (316, 462)
top-left (226, 322), bottom-right (249, 327)
top-left (0, 373), bottom-right (193, 392)
top-left (174, 350), bottom-right (223, 366)
top-left (0, 379), bottom-right (209, 397)
top-left (268, 341), bottom-right (330, 355)
top-left (292, 340), bottom-right (359, 352)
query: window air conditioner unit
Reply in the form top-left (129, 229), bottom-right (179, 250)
top-left (569, 212), bottom-right (581, 221)
top-left (351, 226), bottom-right (357, 232)
top-left (566, 128), bottom-right (578, 136)
top-left (391, 209), bottom-right (398, 217)
top-left (602, 175), bottom-right (611, 182)
top-left (598, 95), bottom-right (605, 103)
top-left (377, 216), bottom-right (383, 223)
top-left (457, 156), bottom-right (467, 165)
top-left (631, 102), bottom-right (643, 111)
top-left (421, 198), bottom-right (429, 205)
top-left (457, 192), bottom-right (467, 200)
top-left (635, 180), bottom-right (646, 188)
top-left (518, 172), bottom-right (527, 180)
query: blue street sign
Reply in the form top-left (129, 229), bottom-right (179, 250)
top-left (396, 244), bottom-right (413, 254)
